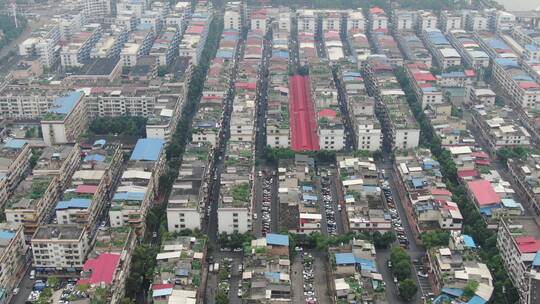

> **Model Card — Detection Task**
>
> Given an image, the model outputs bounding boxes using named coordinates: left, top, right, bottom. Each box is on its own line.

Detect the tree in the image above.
left=393, top=260, right=412, bottom=280
left=47, top=277, right=59, bottom=289
left=421, top=231, right=450, bottom=248
left=372, top=231, right=396, bottom=249
left=398, top=279, right=418, bottom=301
left=216, top=290, right=229, bottom=304
left=495, top=96, right=505, bottom=107
left=463, top=280, right=479, bottom=299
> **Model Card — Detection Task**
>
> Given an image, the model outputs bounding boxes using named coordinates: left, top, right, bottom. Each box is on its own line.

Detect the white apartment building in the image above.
left=497, top=217, right=540, bottom=304
left=297, top=10, right=317, bottom=32
left=356, top=122, right=382, bottom=151
left=319, top=127, right=346, bottom=150
left=31, top=225, right=89, bottom=270
left=83, top=0, right=111, bottom=20
left=116, top=0, right=145, bottom=18
left=251, top=12, right=267, bottom=31
left=417, top=11, right=438, bottom=31
left=167, top=201, right=201, bottom=232
left=465, top=86, right=496, bottom=106
left=322, top=12, right=342, bottom=32
left=19, top=24, right=61, bottom=68
left=218, top=208, right=251, bottom=234
left=491, top=10, right=515, bottom=31
left=466, top=12, right=489, bottom=32
left=392, top=10, right=415, bottom=31
left=0, top=223, right=27, bottom=299
left=224, top=8, right=242, bottom=30
left=41, top=91, right=89, bottom=146
left=277, top=9, right=291, bottom=32
left=347, top=10, right=364, bottom=32
left=266, top=124, right=290, bottom=148
left=369, top=7, right=388, bottom=33
left=440, top=11, right=462, bottom=33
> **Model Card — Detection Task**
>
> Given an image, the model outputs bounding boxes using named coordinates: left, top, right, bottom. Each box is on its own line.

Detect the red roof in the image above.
left=235, top=82, right=257, bottom=90
left=186, top=25, right=204, bottom=34
left=413, top=72, right=437, bottom=82
left=152, top=283, right=174, bottom=291
left=471, top=151, right=489, bottom=159
left=519, top=81, right=540, bottom=89
left=457, top=169, right=479, bottom=179
left=76, top=185, right=98, bottom=194
left=464, top=69, right=476, bottom=77
left=289, top=75, right=320, bottom=151
left=318, top=109, right=337, bottom=118
left=467, top=179, right=500, bottom=206
left=515, top=236, right=540, bottom=253
left=431, top=188, right=452, bottom=196
left=369, top=7, right=385, bottom=14
left=77, top=253, right=121, bottom=286
left=475, top=159, right=491, bottom=166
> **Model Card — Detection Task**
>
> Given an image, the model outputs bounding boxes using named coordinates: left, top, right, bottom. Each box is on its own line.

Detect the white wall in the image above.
left=217, top=208, right=250, bottom=234
left=167, top=208, right=201, bottom=232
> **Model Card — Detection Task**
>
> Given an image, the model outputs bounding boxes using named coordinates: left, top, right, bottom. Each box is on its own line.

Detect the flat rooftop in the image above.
left=33, top=224, right=85, bottom=240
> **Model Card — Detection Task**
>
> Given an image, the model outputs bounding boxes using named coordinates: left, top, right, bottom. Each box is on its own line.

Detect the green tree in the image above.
left=393, top=260, right=412, bottom=280
left=463, top=280, right=479, bottom=299
left=421, top=231, right=450, bottom=248
left=47, top=277, right=59, bottom=289
left=495, top=96, right=505, bottom=107
left=398, top=279, right=418, bottom=301
left=372, top=231, right=396, bottom=249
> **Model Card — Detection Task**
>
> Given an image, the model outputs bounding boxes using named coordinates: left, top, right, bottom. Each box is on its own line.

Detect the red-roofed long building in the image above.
left=289, top=75, right=320, bottom=151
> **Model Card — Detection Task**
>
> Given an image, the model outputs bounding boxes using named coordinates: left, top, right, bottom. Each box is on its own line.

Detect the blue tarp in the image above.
left=84, top=154, right=106, bottom=162
left=463, top=234, right=477, bottom=248
left=130, top=138, right=165, bottom=161
left=56, top=198, right=91, bottom=210
left=48, top=91, right=84, bottom=115
left=355, top=257, right=377, bottom=272
left=533, top=250, right=540, bottom=266
left=0, top=230, right=16, bottom=240
left=265, top=272, right=280, bottom=282
left=411, top=177, right=426, bottom=188
left=303, top=194, right=318, bottom=201
left=335, top=253, right=355, bottom=265
left=4, top=139, right=26, bottom=149
left=266, top=233, right=289, bottom=246
left=113, top=192, right=145, bottom=201
left=468, top=295, right=487, bottom=304
left=302, top=185, right=313, bottom=192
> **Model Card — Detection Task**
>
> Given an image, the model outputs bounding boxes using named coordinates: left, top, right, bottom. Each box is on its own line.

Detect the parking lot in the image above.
left=413, top=259, right=433, bottom=297
left=260, top=171, right=273, bottom=236
left=382, top=179, right=409, bottom=248
left=301, top=252, right=317, bottom=303
left=320, top=177, right=337, bottom=236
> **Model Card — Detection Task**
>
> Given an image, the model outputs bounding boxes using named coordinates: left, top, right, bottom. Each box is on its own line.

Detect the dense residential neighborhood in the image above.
left=0, top=0, right=540, bottom=304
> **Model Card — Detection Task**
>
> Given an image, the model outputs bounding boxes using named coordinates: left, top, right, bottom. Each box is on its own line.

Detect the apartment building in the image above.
left=465, top=85, right=496, bottom=106
left=417, top=11, right=438, bottom=32
left=0, top=139, right=32, bottom=207
left=60, top=24, right=103, bottom=67
left=329, top=240, right=386, bottom=302
left=368, top=7, right=388, bottom=33
left=18, top=24, right=61, bottom=68
left=54, top=142, right=123, bottom=236
left=427, top=235, right=493, bottom=302
left=465, top=11, right=490, bottom=32
left=324, top=31, right=344, bottom=62
left=167, top=144, right=212, bottom=232
left=394, top=150, right=463, bottom=236
left=224, top=1, right=245, bottom=30
left=321, top=11, right=343, bottom=32
left=149, top=237, right=206, bottom=303
left=0, top=223, right=27, bottom=302
left=363, top=55, right=420, bottom=151
left=347, top=29, right=371, bottom=64
left=346, top=9, right=364, bottom=32
left=90, top=28, right=129, bottom=59
left=178, top=8, right=213, bottom=65
left=371, top=32, right=403, bottom=66
left=31, top=225, right=89, bottom=271
left=109, top=138, right=166, bottom=233
left=120, top=29, right=155, bottom=67
left=242, top=234, right=291, bottom=301
left=392, top=10, right=415, bottom=31
left=470, top=105, right=531, bottom=154
left=507, top=155, right=540, bottom=215
left=83, top=0, right=111, bottom=20
left=146, top=91, right=186, bottom=141
left=440, top=11, right=463, bottom=33
left=41, top=91, right=89, bottom=146
left=6, top=145, right=81, bottom=235
left=79, top=227, right=136, bottom=304
left=395, top=31, right=432, bottom=68
left=405, top=63, right=444, bottom=108
left=423, top=29, right=462, bottom=70
left=297, top=9, right=317, bottom=32
left=447, top=30, right=490, bottom=71
left=492, top=58, right=540, bottom=109
left=497, top=217, right=540, bottom=304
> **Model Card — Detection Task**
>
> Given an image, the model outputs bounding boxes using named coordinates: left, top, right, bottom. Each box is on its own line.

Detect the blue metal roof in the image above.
left=4, top=139, right=27, bottom=149
left=468, top=295, right=487, bottom=304
left=302, top=185, right=313, bottom=192
left=0, top=230, right=16, bottom=240
left=302, top=194, right=318, bottom=201
left=55, top=198, right=91, bottom=210
left=216, top=50, right=234, bottom=58
left=355, top=257, right=377, bottom=272
left=152, top=288, right=173, bottom=298
left=48, top=91, right=84, bottom=115
left=501, top=198, right=522, bottom=209
left=463, top=234, right=476, bottom=248
left=335, top=252, right=355, bottom=265
left=130, top=138, right=165, bottom=161
left=495, top=58, right=519, bottom=67
left=411, top=177, right=426, bottom=188
left=533, top=250, right=540, bottom=266
left=136, top=23, right=154, bottom=30
left=113, top=192, right=145, bottom=201
left=441, top=287, right=464, bottom=297
left=266, top=233, right=289, bottom=246
left=84, top=154, right=106, bottom=162
left=264, top=271, right=280, bottom=282
left=441, top=71, right=466, bottom=78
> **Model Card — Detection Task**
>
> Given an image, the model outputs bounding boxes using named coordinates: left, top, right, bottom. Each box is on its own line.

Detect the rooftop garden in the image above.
left=42, top=113, right=66, bottom=121
left=231, top=183, right=250, bottom=203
